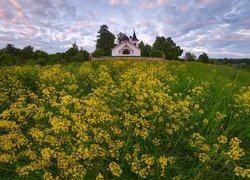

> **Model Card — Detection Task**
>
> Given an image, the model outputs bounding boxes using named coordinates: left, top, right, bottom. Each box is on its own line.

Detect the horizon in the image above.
left=0, top=0, right=250, bottom=58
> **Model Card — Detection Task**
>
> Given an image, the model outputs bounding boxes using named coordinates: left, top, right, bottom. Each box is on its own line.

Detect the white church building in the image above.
left=111, top=31, right=141, bottom=56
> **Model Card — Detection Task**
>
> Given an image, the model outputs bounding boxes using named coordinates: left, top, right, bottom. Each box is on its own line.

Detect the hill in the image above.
left=0, top=60, right=249, bottom=179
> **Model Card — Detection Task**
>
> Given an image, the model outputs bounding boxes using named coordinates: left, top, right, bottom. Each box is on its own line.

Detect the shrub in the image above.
left=149, top=50, right=164, bottom=57
left=0, top=51, right=21, bottom=66
left=80, top=50, right=89, bottom=61
left=93, top=49, right=105, bottom=57
left=198, top=53, right=209, bottom=63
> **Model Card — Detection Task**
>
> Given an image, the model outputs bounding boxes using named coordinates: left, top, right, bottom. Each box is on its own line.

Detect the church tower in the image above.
left=129, top=30, right=139, bottom=47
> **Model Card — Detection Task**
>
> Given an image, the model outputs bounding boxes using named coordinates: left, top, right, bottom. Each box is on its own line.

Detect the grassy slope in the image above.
left=0, top=60, right=249, bottom=179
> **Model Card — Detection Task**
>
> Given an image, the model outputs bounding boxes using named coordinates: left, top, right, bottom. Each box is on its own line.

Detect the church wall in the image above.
left=112, top=48, right=121, bottom=56
left=112, top=42, right=141, bottom=56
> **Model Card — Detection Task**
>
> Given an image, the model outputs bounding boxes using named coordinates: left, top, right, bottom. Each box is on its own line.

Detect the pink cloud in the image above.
left=158, top=0, right=171, bottom=4
left=178, top=4, right=191, bottom=12
left=196, top=0, right=217, bottom=5
left=242, top=19, right=250, bottom=25
left=5, top=0, right=36, bottom=36
left=141, top=0, right=171, bottom=9
left=110, top=0, right=129, bottom=6
left=9, top=0, right=24, bottom=19
left=0, top=9, right=6, bottom=19
left=141, top=2, right=156, bottom=9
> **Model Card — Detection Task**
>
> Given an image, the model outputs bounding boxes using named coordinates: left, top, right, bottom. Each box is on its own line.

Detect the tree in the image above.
left=20, top=45, right=34, bottom=61
left=49, top=53, right=63, bottom=64
left=79, top=49, right=89, bottom=61
left=33, top=50, right=48, bottom=59
left=149, top=50, right=164, bottom=57
left=65, top=43, right=79, bottom=61
left=144, top=44, right=152, bottom=57
left=96, top=25, right=115, bottom=56
left=138, top=41, right=145, bottom=51
left=184, top=52, right=196, bottom=61
left=93, top=49, right=105, bottom=57
left=64, top=45, right=89, bottom=62
left=117, top=32, right=125, bottom=44
left=139, top=41, right=152, bottom=57
left=0, top=51, right=21, bottom=66
left=198, top=53, right=209, bottom=63
left=72, top=42, right=78, bottom=51
left=4, top=44, right=19, bottom=55
left=152, top=36, right=183, bottom=59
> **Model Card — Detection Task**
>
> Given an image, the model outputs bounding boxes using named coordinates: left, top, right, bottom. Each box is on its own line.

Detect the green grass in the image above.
left=0, top=60, right=249, bottom=179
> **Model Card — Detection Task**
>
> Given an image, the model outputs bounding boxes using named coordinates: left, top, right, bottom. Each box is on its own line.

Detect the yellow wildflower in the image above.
left=202, top=119, right=209, bottom=125
left=109, top=162, right=123, bottom=177
left=217, top=135, right=227, bottom=144
left=96, top=173, right=104, bottom=180
left=198, top=153, right=210, bottom=163
left=227, top=137, right=245, bottom=160
left=234, top=166, right=250, bottom=178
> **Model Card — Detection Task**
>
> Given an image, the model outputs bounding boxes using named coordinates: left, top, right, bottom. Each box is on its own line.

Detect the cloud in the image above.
left=9, top=0, right=24, bottom=19
left=140, top=0, right=171, bottom=9
left=158, top=0, right=171, bottom=4
left=0, top=9, right=6, bottom=19
left=195, top=0, right=218, bottom=6
left=0, top=0, right=83, bottom=52
left=223, top=13, right=239, bottom=24
left=110, top=0, right=129, bottom=6
left=178, top=4, right=191, bottom=12
left=0, top=0, right=249, bottom=58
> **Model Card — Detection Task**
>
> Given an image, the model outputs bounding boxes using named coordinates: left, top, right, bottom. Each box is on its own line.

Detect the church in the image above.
left=111, top=31, right=141, bottom=56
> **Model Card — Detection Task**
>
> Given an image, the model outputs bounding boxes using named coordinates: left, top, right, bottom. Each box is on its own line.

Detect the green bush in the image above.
left=93, top=49, right=105, bottom=57
left=149, top=50, right=164, bottom=57
left=80, top=50, right=89, bottom=61
left=198, top=53, right=209, bottom=63
left=0, top=51, right=21, bottom=66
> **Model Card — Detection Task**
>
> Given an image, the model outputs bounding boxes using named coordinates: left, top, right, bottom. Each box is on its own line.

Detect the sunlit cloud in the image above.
left=9, top=0, right=24, bottom=19
left=158, top=0, right=171, bottom=4
left=110, top=0, right=129, bottom=6
left=0, top=9, right=6, bottom=19
left=140, top=0, right=172, bottom=9
left=0, top=0, right=249, bottom=58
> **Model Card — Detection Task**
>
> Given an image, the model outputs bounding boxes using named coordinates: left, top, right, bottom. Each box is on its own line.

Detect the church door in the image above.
left=122, top=49, right=130, bottom=55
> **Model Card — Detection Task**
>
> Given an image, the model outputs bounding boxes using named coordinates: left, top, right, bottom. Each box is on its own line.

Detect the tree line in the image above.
left=0, top=42, right=90, bottom=66
left=1, top=24, right=248, bottom=66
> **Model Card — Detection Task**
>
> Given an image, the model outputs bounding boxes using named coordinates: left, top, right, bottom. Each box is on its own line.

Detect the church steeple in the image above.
left=132, top=29, right=139, bottom=41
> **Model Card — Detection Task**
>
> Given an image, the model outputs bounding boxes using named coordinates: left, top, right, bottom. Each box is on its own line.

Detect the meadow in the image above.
left=0, top=60, right=249, bottom=179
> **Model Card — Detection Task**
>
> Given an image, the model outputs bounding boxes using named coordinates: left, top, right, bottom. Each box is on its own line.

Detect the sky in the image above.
left=0, top=0, right=250, bottom=58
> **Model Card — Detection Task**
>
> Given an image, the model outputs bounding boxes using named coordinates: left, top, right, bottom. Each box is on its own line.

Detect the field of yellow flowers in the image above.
left=0, top=60, right=249, bottom=179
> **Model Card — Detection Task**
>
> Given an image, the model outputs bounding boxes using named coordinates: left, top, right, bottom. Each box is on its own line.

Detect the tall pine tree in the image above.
left=96, top=25, right=115, bottom=56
